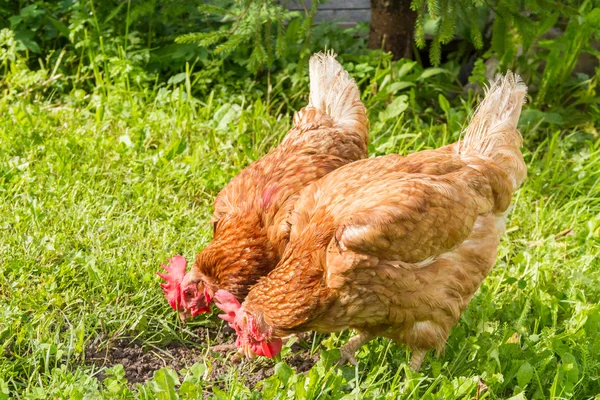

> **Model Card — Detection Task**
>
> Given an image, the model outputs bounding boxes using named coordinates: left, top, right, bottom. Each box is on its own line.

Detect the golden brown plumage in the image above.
left=168, top=52, right=369, bottom=320
left=215, top=73, right=527, bottom=369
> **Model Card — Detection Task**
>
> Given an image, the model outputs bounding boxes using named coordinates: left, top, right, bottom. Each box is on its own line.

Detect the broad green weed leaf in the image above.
left=45, top=15, right=70, bottom=37
left=561, top=353, right=579, bottom=384
left=9, top=16, right=22, bottom=28
left=517, top=362, right=534, bottom=387
left=20, top=4, right=45, bottom=18
left=379, top=95, right=408, bottom=122
left=0, top=378, right=9, bottom=400
left=168, top=72, right=187, bottom=85
left=320, top=348, right=340, bottom=369
left=185, top=363, right=206, bottom=381
left=585, top=7, right=600, bottom=27
left=261, top=376, right=280, bottom=400
left=274, top=362, right=293, bottom=385
left=179, top=363, right=207, bottom=396
left=14, top=30, right=40, bottom=53
left=397, top=60, right=417, bottom=78
left=214, top=104, right=241, bottom=131
left=179, top=381, right=201, bottom=399
left=386, top=81, right=415, bottom=94
left=438, top=94, right=450, bottom=115
left=104, top=364, right=128, bottom=395
left=419, top=68, right=450, bottom=80
left=294, top=375, right=307, bottom=399
left=151, top=367, right=180, bottom=400
left=164, top=138, right=187, bottom=161
left=212, top=387, right=228, bottom=400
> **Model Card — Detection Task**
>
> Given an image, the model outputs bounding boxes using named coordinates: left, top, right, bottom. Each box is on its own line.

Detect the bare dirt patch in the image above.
left=85, top=327, right=319, bottom=387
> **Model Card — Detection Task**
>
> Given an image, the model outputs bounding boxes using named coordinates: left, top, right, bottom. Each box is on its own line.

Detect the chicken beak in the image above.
left=239, top=343, right=256, bottom=359
left=179, top=310, right=192, bottom=323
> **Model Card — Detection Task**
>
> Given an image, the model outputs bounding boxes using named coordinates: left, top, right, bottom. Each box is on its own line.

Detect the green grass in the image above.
left=1, top=57, right=600, bottom=399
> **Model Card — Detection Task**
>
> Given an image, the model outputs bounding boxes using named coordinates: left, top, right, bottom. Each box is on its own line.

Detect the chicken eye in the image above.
left=184, top=290, right=193, bottom=297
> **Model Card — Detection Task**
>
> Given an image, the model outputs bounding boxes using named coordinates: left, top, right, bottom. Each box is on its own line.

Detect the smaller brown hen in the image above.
left=214, top=72, right=528, bottom=370
left=159, top=52, right=369, bottom=323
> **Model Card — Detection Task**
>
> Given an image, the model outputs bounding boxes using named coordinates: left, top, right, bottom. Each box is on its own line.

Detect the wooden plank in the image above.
left=288, top=0, right=370, bottom=10
left=334, top=21, right=365, bottom=29
left=312, top=8, right=371, bottom=23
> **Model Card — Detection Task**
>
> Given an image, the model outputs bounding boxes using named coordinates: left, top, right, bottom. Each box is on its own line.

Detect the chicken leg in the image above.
left=409, top=349, right=427, bottom=371
left=337, top=332, right=373, bottom=366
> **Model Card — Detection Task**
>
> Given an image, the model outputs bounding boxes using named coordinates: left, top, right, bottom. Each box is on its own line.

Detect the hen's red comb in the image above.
left=214, top=290, right=241, bottom=326
left=157, top=255, right=187, bottom=310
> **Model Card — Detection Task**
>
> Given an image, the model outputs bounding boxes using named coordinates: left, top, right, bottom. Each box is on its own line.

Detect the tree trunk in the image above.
left=368, top=0, right=417, bottom=60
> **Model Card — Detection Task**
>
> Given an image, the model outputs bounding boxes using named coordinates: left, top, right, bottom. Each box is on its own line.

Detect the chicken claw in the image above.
left=337, top=347, right=359, bottom=366
left=336, top=332, right=372, bottom=367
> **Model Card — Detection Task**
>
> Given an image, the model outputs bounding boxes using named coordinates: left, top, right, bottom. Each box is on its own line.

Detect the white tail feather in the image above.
left=308, top=51, right=367, bottom=140
left=461, top=72, right=528, bottom=188
left=462, top=72, right=527, bottom=155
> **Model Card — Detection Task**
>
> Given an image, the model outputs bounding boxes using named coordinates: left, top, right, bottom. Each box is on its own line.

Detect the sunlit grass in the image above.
left=1, top=61, right=599, bottom=398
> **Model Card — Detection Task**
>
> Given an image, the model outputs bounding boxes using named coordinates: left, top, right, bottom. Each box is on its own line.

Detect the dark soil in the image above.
left=86, top=339, right=204, bottom=385
left=85, top=327, right=319, bottom=388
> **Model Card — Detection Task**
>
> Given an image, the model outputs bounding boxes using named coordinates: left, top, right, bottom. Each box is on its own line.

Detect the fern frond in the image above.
left=430, top=39, right=441, bottom=66
left=410, top=0, right=425, bottom=12
left=198, top=4, right=230, bottom=16
left=516, top=299, right=532, bottom=330
left=427, top=0, right=441, bottom=19
left=299, top=0, right=318, bottom=38
left=275, top=11, right=286, bottom=58
left=438, top=0, right=455, bottom=44
left=513, top=12, right=537, bottom=52
left=414, top=9, right=426, bottom=48
left=175, top=31, right=228, bottom=46
left=248, top=42, right=267, bottom=73
left=491, top=9, right=508, bottom=55
left=264, top=11, right=273, bottom=66
left=214, top=35, right=245, bottom=54
left=470, top=5, right=483, bottom=49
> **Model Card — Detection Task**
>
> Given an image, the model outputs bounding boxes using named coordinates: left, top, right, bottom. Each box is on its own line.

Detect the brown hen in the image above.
left=159, top=52, right=369, bottom=321
left=214, top=73, right=527, bottom=369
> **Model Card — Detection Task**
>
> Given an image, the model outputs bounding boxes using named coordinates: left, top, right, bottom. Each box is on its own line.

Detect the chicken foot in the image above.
left=337, top=332, right=373, bottom=366
left=336, top=334, right=427, bottom=370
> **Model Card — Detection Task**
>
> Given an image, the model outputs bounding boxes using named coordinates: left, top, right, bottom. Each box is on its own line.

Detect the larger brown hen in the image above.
left=158, top=52, right=369, bottom=322
left=214, top=73, right=528, bottom=369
